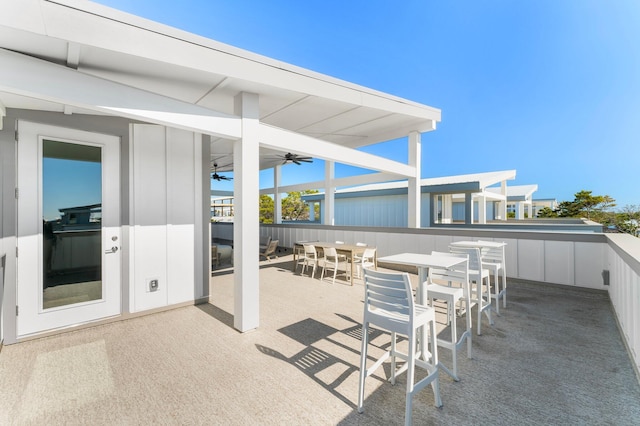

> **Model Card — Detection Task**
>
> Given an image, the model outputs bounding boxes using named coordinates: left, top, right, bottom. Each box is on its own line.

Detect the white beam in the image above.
left=259, top=172, right=400, bottom=195
left=0, top=48, right=241, bottom=139
left=260, top=124, right=416, bottom=178
left=233, top=92, right=260, bottom=332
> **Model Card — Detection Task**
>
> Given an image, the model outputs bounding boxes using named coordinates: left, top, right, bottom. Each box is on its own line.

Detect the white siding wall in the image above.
left=335, top=195, right=408, bottom=227
left=130, top=125, right=204, bottom=312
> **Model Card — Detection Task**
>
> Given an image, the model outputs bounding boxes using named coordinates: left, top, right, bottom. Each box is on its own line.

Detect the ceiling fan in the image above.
left=211, top=163, right=233, bottom=181
left=280, top=152, right=313, bottom=165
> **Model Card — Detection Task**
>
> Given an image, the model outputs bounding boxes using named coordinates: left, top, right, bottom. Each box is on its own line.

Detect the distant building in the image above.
left=301, top=170, right=544, bottom=227
left=211, top=190, right=234, bottom=221
left=530, top=198, right=559, bottom=217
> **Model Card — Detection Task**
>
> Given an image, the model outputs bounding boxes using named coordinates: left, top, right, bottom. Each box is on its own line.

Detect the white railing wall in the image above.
left=260, top=223, right=640, bottom=375
left=606, top=234, right=640, bottom=376
left=261, top=224, right=608, bottom=289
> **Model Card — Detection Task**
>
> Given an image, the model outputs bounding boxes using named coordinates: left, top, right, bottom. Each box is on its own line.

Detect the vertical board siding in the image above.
left=132, top=125, right=201, bottom=312
left=132, top=125, right=168, bottom=311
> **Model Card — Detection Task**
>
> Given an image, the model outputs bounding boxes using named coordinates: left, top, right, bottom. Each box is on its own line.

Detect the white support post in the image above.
left=500, top=180, right=508, bottom=220
left=324, top=161, right=335, bottom=226
left=516, top=202, right=525, bottom=220
left=274, top=165, right=282, bottom=224
left=233, top=92, right=260, bottom=332
left=465, top=193, right=474, bottom=225
left=408, top=131, right=421, bottom=228
left=0, top=98, right=5, bottom=130
left=443, top=194, right=453, bottom=224
left=423, top=192, right=431, bottom=227
left=478, top=194, right=487, bottom=224
left=308, top=202, right=315, bottom=221
left=527, top=202, right=533, bottom=219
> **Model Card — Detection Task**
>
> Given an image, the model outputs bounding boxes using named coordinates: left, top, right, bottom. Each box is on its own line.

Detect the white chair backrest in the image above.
left=449, top=246, right=483, bottom=272
left=324, top=246, right=338, bottom=260
left=476, top=241, right=505, bottom=263
left=428, top=251, right=469, bottom=294
left=362, top=247, right=376, bottom=259
left=303, top=244, right=317, bottom=257
left=362, top=269, right=414, bottom=324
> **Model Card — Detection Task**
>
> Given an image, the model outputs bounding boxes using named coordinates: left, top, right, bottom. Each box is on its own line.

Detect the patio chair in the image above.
left=426, top=251, right=471, bottom=381
left=211, top=245, right=220, bottom=268
left=320, top=247, right=349, bottom=284
left=477, top=241, right=507, bottom=315
left=449, top=245, right=493, bottom=335
left=358, top=269, right=442, bottom=425
left=354, top=247, right=376, bottom=279
left=259, top=235, right=272, bottom=252
left=259, top=239, right=279, bottom=261
left=298, top=243, right=320, bottom=278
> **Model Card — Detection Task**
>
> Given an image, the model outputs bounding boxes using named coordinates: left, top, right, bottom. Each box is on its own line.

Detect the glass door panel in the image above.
left=42, top=140, right=103, bottom=309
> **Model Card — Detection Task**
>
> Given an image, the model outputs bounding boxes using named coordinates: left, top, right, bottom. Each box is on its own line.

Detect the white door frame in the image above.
left=16, top=121, right=121, bottom=337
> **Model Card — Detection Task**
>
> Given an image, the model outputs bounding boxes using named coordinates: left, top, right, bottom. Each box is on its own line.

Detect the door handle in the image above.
left=105, top=246, right=119, bottom=254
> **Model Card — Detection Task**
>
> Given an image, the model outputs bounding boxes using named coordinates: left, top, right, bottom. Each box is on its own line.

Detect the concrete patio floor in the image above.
left=1, top=254, right=639, bottom=425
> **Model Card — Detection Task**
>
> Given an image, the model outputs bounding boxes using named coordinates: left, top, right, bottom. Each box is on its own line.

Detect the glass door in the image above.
left=17, top=122, right=121, bottom=337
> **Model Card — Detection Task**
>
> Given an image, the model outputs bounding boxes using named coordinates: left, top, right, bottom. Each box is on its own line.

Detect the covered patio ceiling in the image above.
left=0, top=0, right=441, bottom=173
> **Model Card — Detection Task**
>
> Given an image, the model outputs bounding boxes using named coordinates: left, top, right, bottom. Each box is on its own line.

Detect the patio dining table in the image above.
left=377, top=252, right=469, bottom=362
left=293, top=241, right=374, bottom=284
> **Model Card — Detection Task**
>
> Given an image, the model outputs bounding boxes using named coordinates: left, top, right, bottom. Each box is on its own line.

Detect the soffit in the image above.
left=0, top=0, right=442, bottom=171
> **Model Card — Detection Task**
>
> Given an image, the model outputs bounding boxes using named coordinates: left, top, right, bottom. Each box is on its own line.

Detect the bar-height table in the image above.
left=377, top=253, right=469, bottom=365
left=377, top=253, right=467, bottom=303
left=450, top=240, right=507, bottom=313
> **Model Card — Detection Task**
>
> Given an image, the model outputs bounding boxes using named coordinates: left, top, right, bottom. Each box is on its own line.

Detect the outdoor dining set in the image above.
left=293, top=239, right=507, bottom=426
left=359, top=240, right=507, bottom=425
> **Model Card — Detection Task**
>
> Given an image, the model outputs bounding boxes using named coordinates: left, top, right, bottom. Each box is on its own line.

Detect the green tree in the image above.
left=536, top=207, right=557, bottom=218
left=281, top=190, right=318, bottom=221
left=556, top=190, right=616, bottom=220
left=259, top=195, right=274, bottom=223
left=614, top=205, right=640, bottom=237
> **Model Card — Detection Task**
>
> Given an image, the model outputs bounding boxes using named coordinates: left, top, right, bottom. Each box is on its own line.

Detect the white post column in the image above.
left=308, top=202, right=315, bottom=221
left=274, top=165, right=282, bottom=224
left=465, top=193, right=473, bottom=224
left=527, top=202, right=533, bottom=219
left=516, top=202, right=525, bottom=220
left=0, top=99, right=5, bottom=130
left=500, top=181, right=508, bottom=220
left=408, top=131, right=421, bottom=228
left=423, top=192, right=431, bottom=227
left=478, top=194, right=487, bottom=224
left=324, top=161, right=335, bottom=225
left=443, top=194, right=453, bottom=224
left=233, top=92, right=260, bottom=332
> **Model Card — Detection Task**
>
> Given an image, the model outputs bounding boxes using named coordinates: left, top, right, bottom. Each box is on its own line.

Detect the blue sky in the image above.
left=95, top=0, right=640, bottom=208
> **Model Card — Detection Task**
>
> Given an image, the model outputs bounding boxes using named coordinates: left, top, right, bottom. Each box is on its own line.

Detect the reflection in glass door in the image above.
left=42, top=141, right=103, bottom=309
